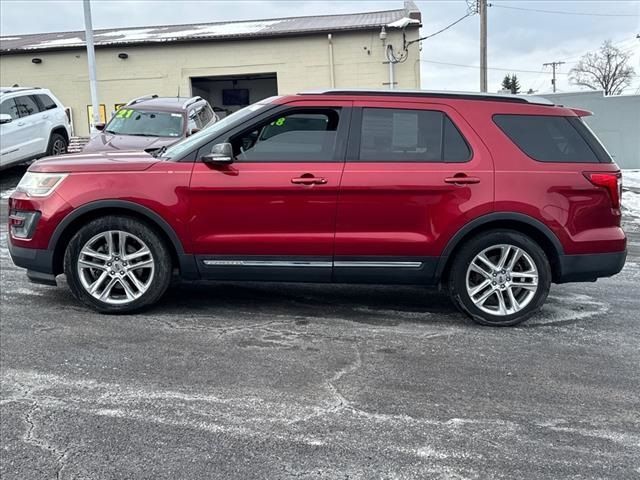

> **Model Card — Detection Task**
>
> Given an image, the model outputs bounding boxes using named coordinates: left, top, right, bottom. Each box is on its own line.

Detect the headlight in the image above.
left=16, top=172, right=68, bottom=197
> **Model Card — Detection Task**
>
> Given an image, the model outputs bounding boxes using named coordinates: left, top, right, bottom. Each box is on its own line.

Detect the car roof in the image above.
left=126, top=95, right=207, bottom=112
left=0, top=86, right=48, bottom=95
left=298, top=88, right=556, bottom=106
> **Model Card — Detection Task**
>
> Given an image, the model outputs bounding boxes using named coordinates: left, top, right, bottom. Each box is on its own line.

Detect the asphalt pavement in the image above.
left=1, top=164, right=639, bottom=479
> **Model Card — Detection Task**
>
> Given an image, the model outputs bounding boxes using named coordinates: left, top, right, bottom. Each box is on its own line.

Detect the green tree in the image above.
left=500, top=74, right=521, bottom=94
left=501, top=75, right=512, bottom=92
left=510, top=74, right=521, bottom=94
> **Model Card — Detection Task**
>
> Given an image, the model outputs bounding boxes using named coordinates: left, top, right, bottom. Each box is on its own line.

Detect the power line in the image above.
left=550, top=36, right=638, bottom=65
left=406, top=11, right=475, bottom=46
left=489, top=4, right=639, bottom=18
left=529, top=65, right=549, bottom=93
left=420, top=59, right=569, bottom=75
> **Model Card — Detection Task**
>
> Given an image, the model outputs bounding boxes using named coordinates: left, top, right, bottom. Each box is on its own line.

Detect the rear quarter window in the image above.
left=493, top=114, right=610, bottom=163
left=37, top=94, right=58, bottom=110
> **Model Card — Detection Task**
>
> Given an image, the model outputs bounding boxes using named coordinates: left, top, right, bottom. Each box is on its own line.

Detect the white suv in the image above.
left=0, top=87, right=71, bottom=170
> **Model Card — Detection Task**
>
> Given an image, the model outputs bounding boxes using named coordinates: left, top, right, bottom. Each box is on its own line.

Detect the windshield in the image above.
left=105, top=108, right=184, bottom=137
left=161, top=102, right=271, bottom=160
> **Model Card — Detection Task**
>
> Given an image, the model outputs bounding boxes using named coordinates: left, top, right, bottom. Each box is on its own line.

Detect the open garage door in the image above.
left=190, top=73, right=278, bottom=118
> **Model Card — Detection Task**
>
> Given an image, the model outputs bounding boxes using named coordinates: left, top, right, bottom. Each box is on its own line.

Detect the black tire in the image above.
left=448, top=230, right=551, bottom=326
left=46, top=132, right=67, bottom=157
left=64, top=215, right=172, bottom=313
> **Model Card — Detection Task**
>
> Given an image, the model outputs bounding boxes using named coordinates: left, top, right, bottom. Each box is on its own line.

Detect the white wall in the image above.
left=542, top=91, right=640, bottom=169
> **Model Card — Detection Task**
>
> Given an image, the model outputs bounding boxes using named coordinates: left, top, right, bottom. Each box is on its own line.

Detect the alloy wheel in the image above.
left=77, top=230, right=155, bottom=305
left=465, top=244, right=539, bottom=316
left=51, top=139, right=66, bottom=155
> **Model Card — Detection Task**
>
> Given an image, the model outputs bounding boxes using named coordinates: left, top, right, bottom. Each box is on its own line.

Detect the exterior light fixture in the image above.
left=31, top=58, right=42, bottom=64
left=118, top=52, right=129, bottom=59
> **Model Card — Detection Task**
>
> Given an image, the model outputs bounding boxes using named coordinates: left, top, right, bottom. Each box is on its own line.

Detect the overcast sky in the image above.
left=1, top=0, right=639, bottom=94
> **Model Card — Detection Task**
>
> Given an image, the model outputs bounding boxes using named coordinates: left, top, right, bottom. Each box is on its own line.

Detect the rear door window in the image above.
left=493, top=114, right=609, bottom=163
left=358, top=108, right=471, bottom=162
left=14, top=95, right=41, bottom=117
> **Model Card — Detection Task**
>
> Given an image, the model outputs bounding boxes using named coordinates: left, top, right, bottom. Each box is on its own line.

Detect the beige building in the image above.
left=0, top=1, right=422, bottom=136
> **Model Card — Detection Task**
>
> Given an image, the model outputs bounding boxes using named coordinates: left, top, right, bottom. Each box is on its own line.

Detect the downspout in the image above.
left=328, top=34, right=335, bottom=88
left=387, top=45, right=395, bottom=90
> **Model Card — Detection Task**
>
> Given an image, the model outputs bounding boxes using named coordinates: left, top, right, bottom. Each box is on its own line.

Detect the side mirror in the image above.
left=0, top=114, right=12, bottom=125
left=94, top=122, right=105, bottom=131
left=202, top=142, right=234, bottom=165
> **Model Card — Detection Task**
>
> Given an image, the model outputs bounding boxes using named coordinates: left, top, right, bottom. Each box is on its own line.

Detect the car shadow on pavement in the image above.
left=154, top=280, right=464, bottom=327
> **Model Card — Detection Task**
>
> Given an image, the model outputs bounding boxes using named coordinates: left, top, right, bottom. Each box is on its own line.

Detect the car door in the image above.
left=34, top=93, right=61, bottom=140
left=0, top=97, right=24, bottom=167
left=334, top=101, right=494, bottom=284
left=13, top=94, right=48, bottom=158
left=189, top=100, right=352, bottom=281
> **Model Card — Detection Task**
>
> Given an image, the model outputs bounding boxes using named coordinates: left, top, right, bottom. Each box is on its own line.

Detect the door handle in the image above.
left=42, top=114, right=49, bottom=119
left=17, top=122, right=25, bottom=126
left=444, top=175, right=481, bottom=185
left=291, top=175, right=327, bottom=185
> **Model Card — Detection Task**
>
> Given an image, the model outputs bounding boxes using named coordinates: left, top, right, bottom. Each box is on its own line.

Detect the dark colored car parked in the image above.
left=82, top=95, right=217, bottom=154
left=8, top=89, right=626, bottom=326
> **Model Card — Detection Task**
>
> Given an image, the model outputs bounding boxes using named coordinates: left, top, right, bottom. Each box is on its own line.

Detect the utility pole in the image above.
left=479, top=0, right=488, bottom=92
left=542, top=61, right=565, bottom=93
left=83, top=0, right=100, bottom=130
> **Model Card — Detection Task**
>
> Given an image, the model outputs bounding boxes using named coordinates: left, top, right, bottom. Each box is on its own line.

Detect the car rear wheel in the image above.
left=448, top=230, right=551, bottom=326
left=47, top=133, right=67, bottom=156
left=64, top=216, right=172, bottom=313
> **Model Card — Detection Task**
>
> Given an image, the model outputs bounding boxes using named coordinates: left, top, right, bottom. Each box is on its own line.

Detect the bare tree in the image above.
left=569, top=41, right=635, bottom=95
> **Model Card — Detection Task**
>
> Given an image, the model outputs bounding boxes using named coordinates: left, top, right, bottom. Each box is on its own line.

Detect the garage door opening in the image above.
left=190, top=73, right=278, bottom=118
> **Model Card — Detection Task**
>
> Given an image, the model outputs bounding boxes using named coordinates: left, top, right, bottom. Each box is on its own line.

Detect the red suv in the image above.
left=8, top=89, right=626, bottom=326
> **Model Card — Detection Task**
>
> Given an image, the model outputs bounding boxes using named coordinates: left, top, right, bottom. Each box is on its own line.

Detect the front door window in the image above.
left=231, top=109, right=341, bottom=162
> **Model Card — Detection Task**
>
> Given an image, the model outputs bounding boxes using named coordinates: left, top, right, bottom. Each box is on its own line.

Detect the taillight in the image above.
left=584, top=172, right=621, bottom=209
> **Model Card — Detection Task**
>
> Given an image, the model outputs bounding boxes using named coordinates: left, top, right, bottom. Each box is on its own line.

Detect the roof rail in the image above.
left=299, top=88, right=555, bottom=106
left=0, top=86, right=42, bottom=94
left=126, top=94, right=159, bottom=106
left=183, top=96, right=204, bottom=108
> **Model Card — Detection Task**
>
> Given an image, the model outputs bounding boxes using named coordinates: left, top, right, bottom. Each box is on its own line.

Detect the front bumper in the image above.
left=8, top=242, right=57, bottom=286
left=557, top=250, right=627, bottom=283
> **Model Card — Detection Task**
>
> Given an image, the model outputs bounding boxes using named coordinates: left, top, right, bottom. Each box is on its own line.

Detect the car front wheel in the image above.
left=448, top=230, right=551, bottom=326
left=64, top=216, right=172, bottom=313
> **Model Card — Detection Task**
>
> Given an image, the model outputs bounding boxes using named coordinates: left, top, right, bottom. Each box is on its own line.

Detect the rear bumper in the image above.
left=556, top=250, right=627, bottom=283
left=8, top=242, right=57, bottom=286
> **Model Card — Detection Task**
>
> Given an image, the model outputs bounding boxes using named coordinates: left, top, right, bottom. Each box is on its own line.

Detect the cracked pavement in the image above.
left=1, top=164, right=639, bottom=479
